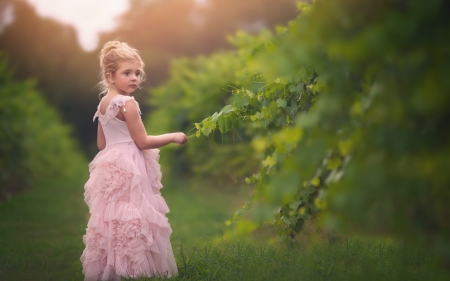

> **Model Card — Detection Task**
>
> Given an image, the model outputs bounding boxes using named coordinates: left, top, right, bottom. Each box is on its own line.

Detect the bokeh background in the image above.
left=0, top=0, right=298, bottom=157
left=1, top=0, right=450, bottom=280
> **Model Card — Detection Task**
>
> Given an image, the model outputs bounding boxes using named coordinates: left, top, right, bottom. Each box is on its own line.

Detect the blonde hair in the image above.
left=98, top=40, right=146, bottom=94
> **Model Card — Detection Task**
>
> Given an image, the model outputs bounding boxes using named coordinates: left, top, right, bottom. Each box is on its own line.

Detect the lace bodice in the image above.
left=93, top=95, right=141, bottom=147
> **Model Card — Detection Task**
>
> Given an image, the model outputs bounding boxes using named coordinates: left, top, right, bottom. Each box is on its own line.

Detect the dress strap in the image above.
left=93, top=95, right=141, bottom=125
left=93, top=109, right=99, bottom=122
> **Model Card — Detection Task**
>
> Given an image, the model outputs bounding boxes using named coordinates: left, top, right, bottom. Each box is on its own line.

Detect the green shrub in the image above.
left=155, top=0, right=450, bottom=259
left=0, top=54, right=84, bottom=199
left=145, top=51, right=265, bottom=181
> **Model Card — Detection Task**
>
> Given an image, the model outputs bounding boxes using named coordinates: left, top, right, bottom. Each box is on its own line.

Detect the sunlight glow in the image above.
left=26, top=0, right=130, bottom=51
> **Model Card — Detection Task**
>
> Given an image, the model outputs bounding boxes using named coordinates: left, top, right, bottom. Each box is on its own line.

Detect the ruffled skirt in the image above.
left=81, top=142, right=177, bottom=281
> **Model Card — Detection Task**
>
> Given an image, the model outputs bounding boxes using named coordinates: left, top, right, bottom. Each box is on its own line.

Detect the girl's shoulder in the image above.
left=109, top=94, right=137, bottom=107
left=94, top=95, right=141, bottom=124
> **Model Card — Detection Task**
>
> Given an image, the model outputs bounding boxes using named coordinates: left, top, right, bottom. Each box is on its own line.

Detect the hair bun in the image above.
left=100, top=40, right=123, bottom=58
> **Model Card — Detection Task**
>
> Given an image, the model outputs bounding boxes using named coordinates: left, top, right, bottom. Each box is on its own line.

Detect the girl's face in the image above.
left=109, top=61, right=142, bottom=95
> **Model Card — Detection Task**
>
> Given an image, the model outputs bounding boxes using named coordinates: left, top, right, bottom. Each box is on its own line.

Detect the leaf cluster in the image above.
left=145, top=49, right=264, bottom=181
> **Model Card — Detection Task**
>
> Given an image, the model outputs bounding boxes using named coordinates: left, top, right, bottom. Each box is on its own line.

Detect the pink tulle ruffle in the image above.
left=81, top=142, right=177, bottom=281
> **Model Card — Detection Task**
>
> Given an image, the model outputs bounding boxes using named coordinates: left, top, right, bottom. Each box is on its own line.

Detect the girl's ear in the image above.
left=106, top=72, right=114, bottom=84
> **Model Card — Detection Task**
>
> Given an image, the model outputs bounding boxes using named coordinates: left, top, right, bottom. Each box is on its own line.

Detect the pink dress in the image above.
left=81, top=95, right=177, bottom=281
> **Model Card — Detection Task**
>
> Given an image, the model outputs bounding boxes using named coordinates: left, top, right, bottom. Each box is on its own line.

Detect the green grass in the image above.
left=0, top=162, right=250, bottom=280
left=1, top=162, right=449, bottom=281
left=148, top=239, right=449, bottom=281
left=0, top=158, right=88, bottom=281
left=162, top=178, right=251, bottom=250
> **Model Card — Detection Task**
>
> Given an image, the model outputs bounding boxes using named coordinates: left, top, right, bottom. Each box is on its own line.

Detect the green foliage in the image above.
left=0, top=55, right=83, bottom=199
left=0, top=0, right=100, bottom=156
left=145, top=52, right=261, bottom=180
left=193, top=29, right=324, bottom=240
left=269, top=0, right=450, bottom=251
left=170, top=0, right=450, bottom=258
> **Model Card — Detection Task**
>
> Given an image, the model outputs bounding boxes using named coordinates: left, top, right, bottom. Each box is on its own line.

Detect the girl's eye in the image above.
left=124, top=72, right=130, bottom=76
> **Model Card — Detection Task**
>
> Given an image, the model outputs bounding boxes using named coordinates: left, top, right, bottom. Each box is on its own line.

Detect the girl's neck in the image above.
left=107, top=86, right=130, bottom=97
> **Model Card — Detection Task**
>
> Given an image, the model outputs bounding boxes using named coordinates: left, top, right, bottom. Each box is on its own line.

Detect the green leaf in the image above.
left=261, top=107, right=273, bottom=118
left=289, top=200, right=302, bottom=210
left=217, top=115, right=226, bottom=133
left=311, top=177, right=320, bottom=186
left=252, top=112, right=265, bottom=120
left=233, top=94, right=250, bottom=108
left=211, top=111, right=221, bottom=122
left=282, top=216, right=292, bottom=226
left=327, top=157, right=342, bottom=170
left=269, top=100, right=278, bottom=113
left=265, top=88, right=276, bottom=99
left=246, top=89, right=255, bottom=98
left=262, top=155, right=276, bottom=168
left=230, top=113, right=241, bottom=128
left=225, top=115, right=232, bottom=132
left=220, top=104, right=235, bottom=115
left=276, top=98, right=287, bottom=108
left=298, top=68, right=310, bottom=84
left=201, top=118, right=216, bottom=136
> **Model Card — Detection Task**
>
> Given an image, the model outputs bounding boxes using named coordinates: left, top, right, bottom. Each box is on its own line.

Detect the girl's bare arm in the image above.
left=123, top=100, right=187, bottom=150
left=97, top=122, right=106, bottom=150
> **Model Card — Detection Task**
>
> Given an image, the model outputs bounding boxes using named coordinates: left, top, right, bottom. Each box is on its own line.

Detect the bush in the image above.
left=145, top=51, right=264, bottom=181
left=155, top=0, right=450, bottom=259
left=0, top=54, right=84, bottom=199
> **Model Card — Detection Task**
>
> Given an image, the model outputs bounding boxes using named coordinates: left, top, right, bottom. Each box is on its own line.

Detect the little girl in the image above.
left=80, top=40, right=186, bottom=281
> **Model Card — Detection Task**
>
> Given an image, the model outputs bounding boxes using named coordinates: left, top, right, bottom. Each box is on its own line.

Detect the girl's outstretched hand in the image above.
left=173, top=132, right=188, bottom=146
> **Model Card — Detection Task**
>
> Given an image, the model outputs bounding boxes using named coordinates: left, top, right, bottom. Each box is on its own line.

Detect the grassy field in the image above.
left=157, top=239, right=449, bottom=281
left=1, top=159, right=449, bottom=281
left=162, top=177, right=252, bottom=251
left=0, top=159, right=251, bottom=280
left=0, top=159, right=88, bottom=281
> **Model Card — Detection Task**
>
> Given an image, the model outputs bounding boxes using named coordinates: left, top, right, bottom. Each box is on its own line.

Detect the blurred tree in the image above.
left=0, top=0, right=100, bottom=156
left=99, top=0, right=199, bottom=90
left=0, top=54, right=85, bottom=199
left=99, top=0, right=298, bottom=87
left=200, top=0, right=298, bottom=49
left=0, top=0, right=93, bottom=103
